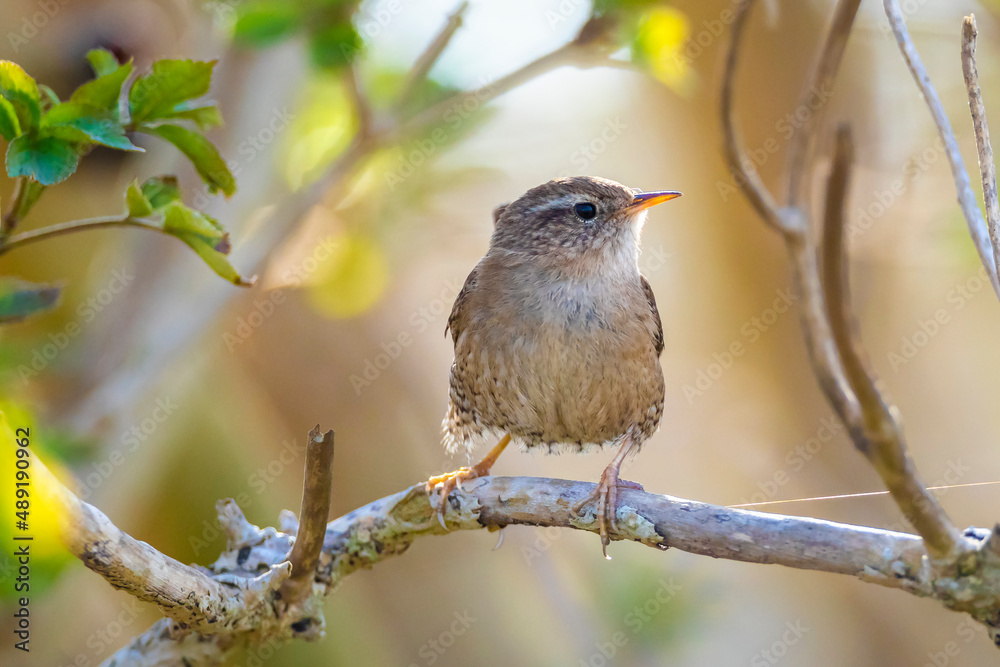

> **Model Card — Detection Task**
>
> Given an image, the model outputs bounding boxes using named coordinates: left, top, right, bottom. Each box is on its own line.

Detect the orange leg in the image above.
left=426, top=433, right=511, bottom=529
left=572, top=434, right=642, bottom=558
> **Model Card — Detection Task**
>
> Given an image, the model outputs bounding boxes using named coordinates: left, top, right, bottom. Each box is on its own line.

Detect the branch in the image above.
left=280, top=427, right=334, bottom=607
left=54, top=469, right=1000, bottom=666
left=722, top=0, right=965, bottom=560
left=961, top=14, right=1000, bottom=287
left=721, top=0, right=790, bottom=235
left=0, top=215, right=171, bottom=257
left=396, top=0, right=470, bottom=110
left=820, top=125, right=963, bottom=558
left=883, top=0, right=1000, bottom=299
left=785, top=0, right=862, bottom=207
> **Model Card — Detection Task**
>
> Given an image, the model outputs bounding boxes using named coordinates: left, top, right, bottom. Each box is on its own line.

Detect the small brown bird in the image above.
left=426, top=176, right=680, bottom=555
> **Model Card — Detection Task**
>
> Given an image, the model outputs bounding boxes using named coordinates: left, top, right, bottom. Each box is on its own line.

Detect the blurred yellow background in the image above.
left=2, top=0, right=1000, bottom=665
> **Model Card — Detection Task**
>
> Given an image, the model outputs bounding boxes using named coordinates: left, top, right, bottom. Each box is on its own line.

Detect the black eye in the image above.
left=574, top=202, right=597, bottom=220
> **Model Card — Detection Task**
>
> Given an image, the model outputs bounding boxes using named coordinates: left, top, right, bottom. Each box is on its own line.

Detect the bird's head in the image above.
left=488, top=176, right=680, bottom=264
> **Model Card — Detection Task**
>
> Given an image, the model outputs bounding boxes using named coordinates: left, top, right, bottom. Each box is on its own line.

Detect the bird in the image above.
left=425, top=176, right=680, bottom=556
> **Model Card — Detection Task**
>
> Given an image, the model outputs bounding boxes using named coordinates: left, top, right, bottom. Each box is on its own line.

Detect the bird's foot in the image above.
left=425, top=462, right=490, bottom=530
left=571, top=470, right=643, bottom=558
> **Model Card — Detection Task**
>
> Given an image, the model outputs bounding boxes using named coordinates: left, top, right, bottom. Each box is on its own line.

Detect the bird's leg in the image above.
left=572, top=434, right=640, bottom=557
left=426, top=433, right=511, bottom=529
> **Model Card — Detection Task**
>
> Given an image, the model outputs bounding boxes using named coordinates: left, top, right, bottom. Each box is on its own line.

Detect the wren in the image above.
left=426, top=176, right=681, bottom=555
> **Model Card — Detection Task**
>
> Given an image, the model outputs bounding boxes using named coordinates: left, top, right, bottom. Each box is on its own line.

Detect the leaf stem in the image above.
left=0, top=215, right=170, bottom=257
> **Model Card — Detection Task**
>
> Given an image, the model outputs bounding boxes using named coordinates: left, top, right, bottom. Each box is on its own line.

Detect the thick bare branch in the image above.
left=83, top=471, right=1000, bottom=665
left=883, top=0, right=1000, bottom=299
left=786, top=0, right=862, bottom=207
left=280, top=427, right=335, bottom=606
left=961, top=14, right=1000, bottom=288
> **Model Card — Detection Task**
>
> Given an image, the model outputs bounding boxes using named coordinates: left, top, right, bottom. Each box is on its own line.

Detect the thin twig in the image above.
left=961, top=14, right=1000, bottom=287
left=1, top=176, right=27, bottom=241
left=344, top=64, right=374, bottom=140
left=0, top=215, right=171, bottom=257
left=721, top=0, right=791, bottom=235
left=280, top=426, right=335, bottom=607
left=786, top=0, right=862, bottom=207
left=883, top=0, right=1000, bottom=299
left=397, top=0, right=470, bottom=110
left=820, top=124, right=962, bottom=559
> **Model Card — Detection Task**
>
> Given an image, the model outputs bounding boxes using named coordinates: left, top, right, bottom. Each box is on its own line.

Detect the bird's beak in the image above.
left=625, top=190, right=682, bottom=213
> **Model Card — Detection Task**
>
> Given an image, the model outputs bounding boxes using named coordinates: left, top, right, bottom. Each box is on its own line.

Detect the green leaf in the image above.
left=42, top=102, right=142, bottom=151
left=0, top=61, right=40, bottom=132
left=308, top=23, right=362, bottom=69
left=6, top=134, right=79, bottom=185
left=0, top=277, right=60, bottom=324
left=125, top=180, right=153, bottom=217
left=86, top=48, right=119, bottom=77
left=128, top=59, right=215, bottom=124
left=173, top=231, right=253, bottom=286
left=71, top=59, right=133, bottom=111
left=139, top=175, right=181, bottom=208
left=162, top=200, right=225, bottom=240
left=0, top=97, right=20, bottom=140
left=233, top=2, right=302, bottom=47
left=143, top=123, right=235, bottom=196
left=167, top=101, right=223, bottom=129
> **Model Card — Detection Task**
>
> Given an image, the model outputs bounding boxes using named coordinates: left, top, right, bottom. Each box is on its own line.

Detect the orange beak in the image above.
left=625, top=190, right=682, bottom=214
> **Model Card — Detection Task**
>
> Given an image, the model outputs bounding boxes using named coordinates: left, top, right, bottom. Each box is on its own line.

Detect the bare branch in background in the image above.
left=961, top=14, right=1000, bottom=287
left=721, top=0, right=790, bottom=235
left=785, top=0, right=862, bottom=207
left=820, top=126, right=964, bottom=557
left=723, top=0, right=965, bottom=560
left=883, top=0, right=1000, bottom=299
left=397, top=0, right=470, bottom=110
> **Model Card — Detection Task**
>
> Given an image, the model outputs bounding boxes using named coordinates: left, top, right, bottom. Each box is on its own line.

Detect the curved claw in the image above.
left=573, top=469, right=642, bottom=558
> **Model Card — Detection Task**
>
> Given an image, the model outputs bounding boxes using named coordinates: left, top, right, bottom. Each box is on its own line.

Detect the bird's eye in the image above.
left=574, top=202, right=597, bottom=220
